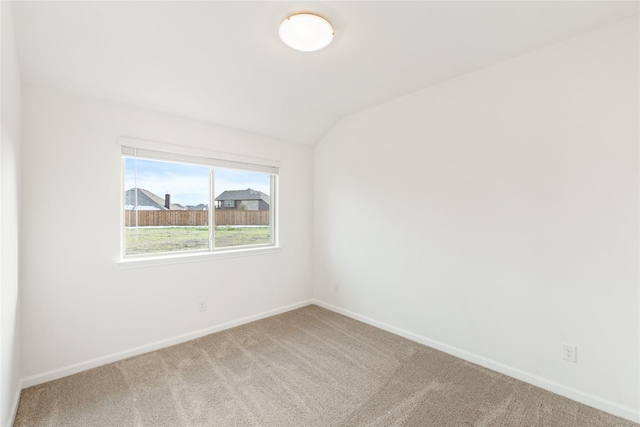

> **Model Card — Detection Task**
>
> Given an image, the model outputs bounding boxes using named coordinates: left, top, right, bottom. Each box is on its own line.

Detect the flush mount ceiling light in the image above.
left=279, top=13, right=334, bottom=52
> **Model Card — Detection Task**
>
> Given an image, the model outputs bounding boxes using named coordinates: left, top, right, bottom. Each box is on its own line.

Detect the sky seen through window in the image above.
left=124, top=158, right=271, bottom=207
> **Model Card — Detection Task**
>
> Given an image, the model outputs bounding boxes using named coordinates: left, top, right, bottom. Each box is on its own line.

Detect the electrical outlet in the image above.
left=562, top=344, right=577, bottom=363
left=199, top=300, right=207, bottom=312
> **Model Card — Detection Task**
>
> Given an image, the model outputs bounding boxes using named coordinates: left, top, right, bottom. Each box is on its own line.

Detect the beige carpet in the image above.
left=14, top=305, right=637, bottom=426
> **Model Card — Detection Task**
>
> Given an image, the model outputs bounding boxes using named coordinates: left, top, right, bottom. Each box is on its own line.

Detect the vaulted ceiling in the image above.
left=11, top=1, right=639, bottom=145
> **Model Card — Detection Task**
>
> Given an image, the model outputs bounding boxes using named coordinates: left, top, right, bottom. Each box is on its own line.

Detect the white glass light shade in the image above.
left=279, top=13, right=334, bottom=52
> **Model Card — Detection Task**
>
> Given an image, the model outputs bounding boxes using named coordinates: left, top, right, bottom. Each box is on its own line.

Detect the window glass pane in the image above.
left=124, top=158, right=210, bottom=256
left=214, top=169, right=272, bottom=248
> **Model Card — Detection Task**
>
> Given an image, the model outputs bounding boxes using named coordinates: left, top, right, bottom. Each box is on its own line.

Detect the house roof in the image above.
left=124, top=188, right=184, bottom=210
left=215, top=188, right=270, bottom=205
left=186, top=204, right=208, bottom=211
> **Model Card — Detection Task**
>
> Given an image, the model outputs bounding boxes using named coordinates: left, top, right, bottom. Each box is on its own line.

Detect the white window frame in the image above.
left=117, top=137, right=280, bottom=268
left=223, top=200, right=235, bottom=208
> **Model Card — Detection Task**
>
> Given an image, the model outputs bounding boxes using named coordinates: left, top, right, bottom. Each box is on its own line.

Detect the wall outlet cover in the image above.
left=562, top=344, right=577, bottom=363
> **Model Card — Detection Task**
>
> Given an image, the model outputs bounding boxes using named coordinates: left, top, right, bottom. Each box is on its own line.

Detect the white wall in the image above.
left=314, top=16, right=639, bottom=420
left=20, top=86, right=313, bottom=381
left=1, top=2, right=22, bottom=425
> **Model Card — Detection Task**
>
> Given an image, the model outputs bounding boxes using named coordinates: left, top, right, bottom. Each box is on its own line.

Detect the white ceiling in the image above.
left=11, top=1, right=639, bottom=146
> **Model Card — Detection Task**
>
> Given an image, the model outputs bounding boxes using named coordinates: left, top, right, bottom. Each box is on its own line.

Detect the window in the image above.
left=121, top=139, right=278, bottom=259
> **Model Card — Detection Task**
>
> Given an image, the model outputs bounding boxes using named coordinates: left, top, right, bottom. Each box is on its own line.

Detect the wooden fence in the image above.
left=216, top=210, right=269, bottom=226
left=125, top=210, right=269, bottom=227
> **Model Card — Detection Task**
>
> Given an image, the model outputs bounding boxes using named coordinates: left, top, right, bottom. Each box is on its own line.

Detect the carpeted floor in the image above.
left=14, top=305, right=638, bottom=426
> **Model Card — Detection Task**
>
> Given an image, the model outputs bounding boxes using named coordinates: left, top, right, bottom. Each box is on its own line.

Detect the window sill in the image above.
left=116, top=246, right=281, bottom=269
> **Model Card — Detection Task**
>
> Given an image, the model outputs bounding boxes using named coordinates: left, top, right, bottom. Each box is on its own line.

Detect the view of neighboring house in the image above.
left=215, top=188, right=270, bottom=211
left=186, top=203, right=208, bottom=211
left=124, top=188, right=185, bottom=210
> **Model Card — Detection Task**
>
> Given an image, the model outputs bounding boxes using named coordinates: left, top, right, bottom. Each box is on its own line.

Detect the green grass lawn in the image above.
left=124, top=226, right=270, bottom=255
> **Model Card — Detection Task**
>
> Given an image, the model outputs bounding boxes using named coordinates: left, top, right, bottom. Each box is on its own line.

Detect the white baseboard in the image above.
left=312, top=299, right=640, bottom=424
left=20, top=300, right=314, bottom=390
left=4, top=385, right=21, bottom=427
